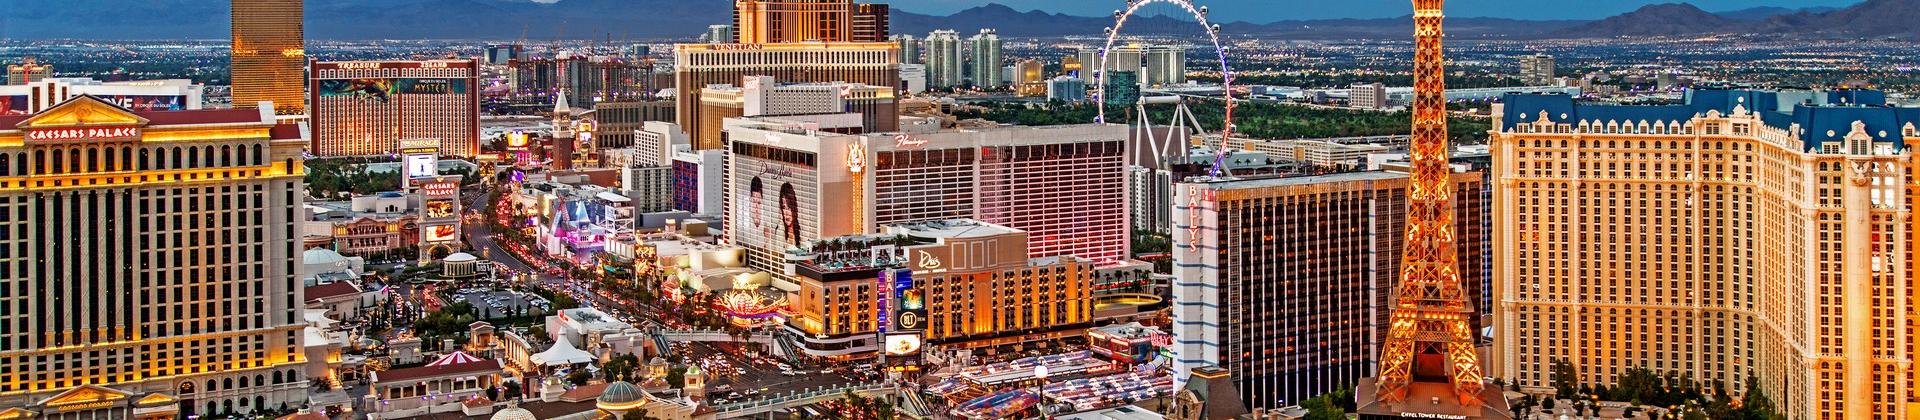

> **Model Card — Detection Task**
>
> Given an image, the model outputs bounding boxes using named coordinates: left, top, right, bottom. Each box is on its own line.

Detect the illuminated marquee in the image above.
left=26, top=126, right=140, bottom=143
left=846, top=141, right=867, bottom=173
left=420, top=181, right=460, bottom=197
left=892, top=134, right=927, bottom=148
left=1185, top=186, right=1213, bottom=252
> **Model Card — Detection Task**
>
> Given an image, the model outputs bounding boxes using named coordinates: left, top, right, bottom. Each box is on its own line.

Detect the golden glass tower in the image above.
left=230, top=0, right=306, bottom=115
left=1373, top=0, right=1487, bottom=406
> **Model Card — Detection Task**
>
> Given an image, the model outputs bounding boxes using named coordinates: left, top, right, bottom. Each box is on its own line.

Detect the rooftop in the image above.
left=1185, top=170, right=1406, bottom=190
left=888, top=219, right=1022, bottom=240
left=1501, top=87, right=1919, bottom=151
left=372, top=359, right=502, bottom=384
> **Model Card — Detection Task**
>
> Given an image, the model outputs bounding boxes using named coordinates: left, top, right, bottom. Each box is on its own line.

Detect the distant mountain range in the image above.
left=1551, top=0, right=1917, bottom=38
left=0, top=0, right=1910, bottom=41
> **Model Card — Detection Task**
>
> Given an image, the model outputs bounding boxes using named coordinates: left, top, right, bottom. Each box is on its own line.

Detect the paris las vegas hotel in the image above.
left=1491, top=88, right=1920, bottom=418
left=0, top=96, right=310, bottom=418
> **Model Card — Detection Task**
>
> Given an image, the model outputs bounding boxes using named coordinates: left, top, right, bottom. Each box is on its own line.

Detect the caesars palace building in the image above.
left=0, top=96, right=310, bottom=418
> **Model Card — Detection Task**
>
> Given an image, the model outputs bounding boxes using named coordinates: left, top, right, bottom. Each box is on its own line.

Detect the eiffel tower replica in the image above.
left=1355, top=1, right=1509, bottom=418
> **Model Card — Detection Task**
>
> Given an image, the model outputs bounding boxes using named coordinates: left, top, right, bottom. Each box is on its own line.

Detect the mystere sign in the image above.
left=27, top=126, right=141, bottom=143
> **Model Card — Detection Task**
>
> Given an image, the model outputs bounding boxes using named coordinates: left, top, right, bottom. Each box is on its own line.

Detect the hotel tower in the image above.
left=229, top=0, right=306, bottom=116
left=1493, top=88, right=1920, bottom=418
left=0, top=95, right=310, bottom=417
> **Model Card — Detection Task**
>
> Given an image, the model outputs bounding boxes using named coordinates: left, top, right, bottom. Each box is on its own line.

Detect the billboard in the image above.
left=424, top=224, right=460, bottom=243
left=424, top=199, right=457, bottom=220
left=318, top=78, right=469, bottom=102
left=889, top=269, right=927, bottom=332
left=883, top=334, right=923, bottom=356
left=405, top=154, right=438, bottom=178
left=100, top=95, right=188, bottom=112
left=1, top=96, right=27, bottom=115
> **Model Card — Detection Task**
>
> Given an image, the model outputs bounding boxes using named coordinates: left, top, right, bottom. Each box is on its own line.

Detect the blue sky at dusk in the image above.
left=885, top=0, right=1863, bottom=21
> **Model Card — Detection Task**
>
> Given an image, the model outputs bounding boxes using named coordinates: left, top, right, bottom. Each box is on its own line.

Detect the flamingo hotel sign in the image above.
left=26, top=126, right=141, bottom=143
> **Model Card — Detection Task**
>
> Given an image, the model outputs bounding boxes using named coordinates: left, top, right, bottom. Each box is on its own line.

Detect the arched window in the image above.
left=223, top=378, right=232, bottom=390
left=187, top=146, right=200, bottom=169
left=121, top=147, right=131, bottom=171
left=69, top=149, right=80, bottom=173
left=12, top=153, right=23, bottom=175
left=221, top=145, right=232, bottom=167
left=87, top=147, right=99, bottom=172
left=272, top=371, right=283, bottom=384
left=204, top=146, right=215, bottom=168
left=252, top=144, right=264, bottom=166
left=140, top=148, right=151, bottom=170
left=172, top=147, right=183, bottom=169
left=206, top=379, right=217, bottom=391
left=239, top=376, right=248, bottom=388
left=0, top=153, right=9, bottom=177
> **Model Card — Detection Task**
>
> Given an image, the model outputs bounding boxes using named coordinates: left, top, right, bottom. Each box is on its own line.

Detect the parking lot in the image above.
left=446, top=288, right=549, bottom=319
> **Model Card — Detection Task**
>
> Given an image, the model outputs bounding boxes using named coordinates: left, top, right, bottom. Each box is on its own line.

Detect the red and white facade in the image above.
left=309, top=60, right=479, bottom=158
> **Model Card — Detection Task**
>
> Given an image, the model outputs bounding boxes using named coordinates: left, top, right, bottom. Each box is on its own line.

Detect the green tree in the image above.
left=1550, top=358, right=1579, bottom=399
left=566, top=370, right=592, bottom=386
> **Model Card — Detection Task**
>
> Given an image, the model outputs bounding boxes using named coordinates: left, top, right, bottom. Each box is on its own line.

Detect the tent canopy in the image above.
left=531, top=339, right=595, bottom=366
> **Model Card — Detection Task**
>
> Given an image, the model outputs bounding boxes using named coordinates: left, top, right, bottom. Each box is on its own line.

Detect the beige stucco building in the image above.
left=1491, top=88, right=1920, bottom=418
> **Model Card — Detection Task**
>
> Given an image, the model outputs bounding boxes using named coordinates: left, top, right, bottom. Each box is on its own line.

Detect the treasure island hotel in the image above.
left=676, top=0, right=899, bottom=147
left=0, top=95, right=309, bottom=418
left=1491, top=88, right=1920, bottom=418
left=308, top=59, right=481, bottom=158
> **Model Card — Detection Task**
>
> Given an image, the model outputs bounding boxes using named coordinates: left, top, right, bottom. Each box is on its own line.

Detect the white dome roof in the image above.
left=444, top=252, right=478, bottom=263
left=490, top=407, right=536, bottom=420
left=303, top=248, right=348, bottom=265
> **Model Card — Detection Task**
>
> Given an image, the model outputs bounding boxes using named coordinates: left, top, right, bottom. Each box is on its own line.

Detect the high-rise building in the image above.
left=230, top=0, right=306, bottom=115
left=1013, top=59, right=1046, bottom=96
left=925, top=30, right=964, bottom=89
left=695, top=76, right=898, bottom=149
left=733, top=0, right=885, bottom=43
left=309, top=59, right=480, bottom=157
left=1349, top=82, right=1388, bottom=110
left=590, top=100, right=674, bottom=151
left=6, top=58, right=51, bottom=85
left=1518, top=53, right=1554, bottom=85
left=1078, top=46, right=1145, bottom=81
left=899, top=64, right=927, bottom=94
left=705, top=25, right=734, bottom=44
left=1492, top=88, right=1920, bottom=418
left=1144, top=45, right=1186, bottom=86
left=850, top=3, right=890, bottom=42
left=672, top=145, right=725, bottom=215
left=968, top=29, right=1003, bottom=88
left=722, top=121, right=1129, bottom=282
left=1171, top=170, right=1486, bottom=409
left=484, top=44, right=523, bottom=65
left=1046, top=76, right=1087, bottom=103
left=671, top=42, right=899, bottom=149
left=891, top=34, right=920, bottom=65
left=0, top=95, right=310, bottom=417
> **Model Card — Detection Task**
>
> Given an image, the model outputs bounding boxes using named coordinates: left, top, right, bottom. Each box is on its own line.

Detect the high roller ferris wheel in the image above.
left=1090, top=0, right=1237, bottom=178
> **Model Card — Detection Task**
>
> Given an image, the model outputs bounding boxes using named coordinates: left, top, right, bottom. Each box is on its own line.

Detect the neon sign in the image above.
left=892, top=134, right=927, bottom=148
left=1185, top=186, right=1213, bottom=252
left=916, top=250, right=941, bottom=270
left=27, top=126, right=139, bottom=142
left=846, top=141, right=867, bottom=173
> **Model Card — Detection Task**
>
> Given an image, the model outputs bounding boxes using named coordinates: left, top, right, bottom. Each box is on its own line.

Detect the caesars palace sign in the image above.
left=27, top=126, right=142, bottom=143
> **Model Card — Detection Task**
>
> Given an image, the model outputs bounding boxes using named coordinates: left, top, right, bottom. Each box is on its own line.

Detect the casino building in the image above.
left=1490, top=88, right=1920, bottom=418
left=1170, top=170, right=1486, bottom=409
left=721, top=120, right=1129, bottom=283
left=672, top=43, right=899, bottom=148
left=308, top=59, right=480, bottom=158
left=784, top=219, right=1095, bottom=358
left=0, top=95, right=310, bottom=417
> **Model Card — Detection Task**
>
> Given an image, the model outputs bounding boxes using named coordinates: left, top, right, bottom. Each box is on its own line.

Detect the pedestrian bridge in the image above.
left=650, top=328, right=798, bottom=358
left=709, top=382, right=895, bottom=419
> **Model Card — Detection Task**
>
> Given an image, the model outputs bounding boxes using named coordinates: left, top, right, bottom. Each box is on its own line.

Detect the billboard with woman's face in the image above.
left=780, top=182, right=800, bottom=246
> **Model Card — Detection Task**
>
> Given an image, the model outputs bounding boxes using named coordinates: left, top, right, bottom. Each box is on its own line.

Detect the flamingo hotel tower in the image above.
left=0, top=95, right=310, bottom=417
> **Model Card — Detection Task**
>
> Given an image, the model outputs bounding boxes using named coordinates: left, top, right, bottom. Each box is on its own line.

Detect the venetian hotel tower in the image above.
left=1491, top=88, right=1920, bottom=418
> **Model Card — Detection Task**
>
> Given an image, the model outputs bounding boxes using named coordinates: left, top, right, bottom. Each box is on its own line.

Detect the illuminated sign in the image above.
left=406, top=154, right=438, bottom=179
left=713, top=44, right=765, bottom=51
left=424, top=224, right=459, bottom=243
left=892, top=134, right=927, bottom=148
left=507, top=131, right=530, bottom=150
left=916, top=250, right=941, bottom=270
left=400, top=138, right=441, bottom=154
left=846, top=141, right=867, bottom=173
left=884, top=334, right=922, bottom=356
left=889, top=269, right=926, bottom=332
left=424, top=199, right=457, bottom=219
left=1398, top=413, right=1468, bottom=420
left=420, top=181, right=460, bottom=197
left=27, top=126, right=140, bottom=142
left=1185, top=186, right=1213, bottom=252
left=335, top=61, right=381, bottom=70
